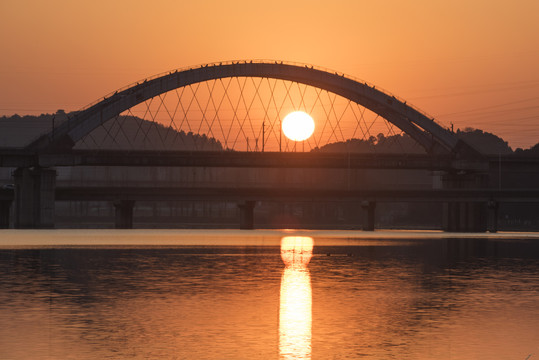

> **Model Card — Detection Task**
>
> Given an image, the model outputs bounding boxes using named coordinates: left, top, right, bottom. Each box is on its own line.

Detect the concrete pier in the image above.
left=13, top=168, right=56, bottom=229
left=487, top=200, right=499, bottom=233
left=113, top=200, right=135, bottom=229
left=238, top=201, right=256, bottom=230
left=0, top=200, right=10, bottom=228
left=442, top=202, right=487, bottom=232
left=361, top=200, right=376, bottom=231
left=441, top=172, right=489, bottom=232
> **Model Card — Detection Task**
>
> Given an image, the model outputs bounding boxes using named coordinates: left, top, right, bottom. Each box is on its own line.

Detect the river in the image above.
left=0, top=230, right=538, bottom=359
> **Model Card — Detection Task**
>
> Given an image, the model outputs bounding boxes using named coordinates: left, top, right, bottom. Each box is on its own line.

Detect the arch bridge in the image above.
left=1, top=60, right=503, bottom=231
left=27, top=60, right=475, bottom=156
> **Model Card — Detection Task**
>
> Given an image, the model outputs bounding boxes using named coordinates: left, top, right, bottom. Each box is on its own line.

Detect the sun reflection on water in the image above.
left=279, top=236, right=313, bottom=360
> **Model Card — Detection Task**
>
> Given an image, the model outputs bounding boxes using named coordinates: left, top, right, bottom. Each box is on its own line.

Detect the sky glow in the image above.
left=1, top=0, right=538, bottom=148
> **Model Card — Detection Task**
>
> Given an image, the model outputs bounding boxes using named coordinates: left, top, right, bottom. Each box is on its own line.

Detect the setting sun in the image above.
left=282, top=111, right=315, bottom=142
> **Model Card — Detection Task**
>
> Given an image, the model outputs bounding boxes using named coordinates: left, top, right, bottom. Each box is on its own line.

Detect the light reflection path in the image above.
left=279, top=236, right=313, bottom=360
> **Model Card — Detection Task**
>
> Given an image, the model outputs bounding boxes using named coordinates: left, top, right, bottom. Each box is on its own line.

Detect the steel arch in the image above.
left=27, top=61, right=470, bottom=155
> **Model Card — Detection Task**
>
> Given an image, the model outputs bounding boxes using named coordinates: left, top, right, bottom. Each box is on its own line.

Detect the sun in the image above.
left=282, top=111, right=315, bottom=141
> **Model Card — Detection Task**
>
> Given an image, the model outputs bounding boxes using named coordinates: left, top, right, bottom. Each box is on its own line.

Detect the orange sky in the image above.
left=1, top=0, right=538, bottom=149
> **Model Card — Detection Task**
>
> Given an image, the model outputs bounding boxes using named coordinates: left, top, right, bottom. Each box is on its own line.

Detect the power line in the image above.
left=438, top=96, right=539, bottom=117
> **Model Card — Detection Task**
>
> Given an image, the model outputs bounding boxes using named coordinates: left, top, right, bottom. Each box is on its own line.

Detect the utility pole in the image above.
left=279, top=120, right=282, bottom=152
left=498, top=147, right=502, bottom=190
left=262, top=121, right=265, bottom=152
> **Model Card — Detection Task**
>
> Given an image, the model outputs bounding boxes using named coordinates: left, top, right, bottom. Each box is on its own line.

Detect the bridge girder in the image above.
left=26, top=61, right=474, bottom=156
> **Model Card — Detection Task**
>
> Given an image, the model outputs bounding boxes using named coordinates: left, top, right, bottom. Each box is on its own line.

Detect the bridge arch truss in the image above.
left=28, top=60, right=468, bottom=155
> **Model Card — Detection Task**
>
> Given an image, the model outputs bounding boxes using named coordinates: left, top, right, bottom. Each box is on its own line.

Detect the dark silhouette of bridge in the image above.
left=1, top=61, right=538, bottom=231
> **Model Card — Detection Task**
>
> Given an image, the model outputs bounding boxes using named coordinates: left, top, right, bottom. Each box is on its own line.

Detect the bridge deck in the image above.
left=51, top=187, right=539, bottom=203
left=0, top=149, right=476, bottom=170
left=2, top=187, right=537, bottom=203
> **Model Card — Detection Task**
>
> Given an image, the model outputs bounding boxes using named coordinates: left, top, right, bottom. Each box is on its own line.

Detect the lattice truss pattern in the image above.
left=76, top=77, right=423, bottom=153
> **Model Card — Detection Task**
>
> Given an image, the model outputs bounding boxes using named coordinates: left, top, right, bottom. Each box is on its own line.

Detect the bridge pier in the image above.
left=441, top=172, right=488, bottom=232
left=487, top=200, right=499, bottom=233
left=0, top=200, right=11, bottom=228
left=361, top=200, right=376, bottom=231
left=442, top=202, right=487, bottom=232
left=13, top=167, right=56, bottom=229
left=238, top=201, right=256, bottom=230
left=114, top=200, right=135, bottom=229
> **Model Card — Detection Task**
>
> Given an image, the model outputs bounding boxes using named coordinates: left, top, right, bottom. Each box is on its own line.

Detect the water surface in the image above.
left=0, top=230, right=538, bottom=359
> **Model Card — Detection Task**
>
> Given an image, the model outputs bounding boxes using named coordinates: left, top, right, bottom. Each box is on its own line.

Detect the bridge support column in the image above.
left=442, top=202, right=457, bottom=232
left=13, top=167, right=56, bottom=229
left=361, top=200, right=376, bottom=231
left=238, top=201, right=256, bottom=230
left=0, top=200, right=11, bottom=229
left=441, top=172, right=488, bottom=232
left=114, top=200, right=135, bottom=229
left=442, top=202, right=487, bottom=232
left=487, top=201, right=498, bottom=233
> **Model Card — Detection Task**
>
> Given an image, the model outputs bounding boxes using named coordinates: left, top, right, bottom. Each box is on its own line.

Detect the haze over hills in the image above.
left=0, top=111, right=536, bottom=155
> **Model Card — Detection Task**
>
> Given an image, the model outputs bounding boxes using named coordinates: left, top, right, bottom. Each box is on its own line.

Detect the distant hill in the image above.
left=312, top=128, right=535, bottom=156
left=0, top=111, right=223, bottom=151
left=74, top=115, right=223, bottom=151
left=0, top=111, right=68, bottom=148
left=1, top=112, right=537, bottom=155
left=515, top=143, right=539, bottom=156
left=456, top=127, right=513, bottom=155
left=312, top=133, right=426, bottom=154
